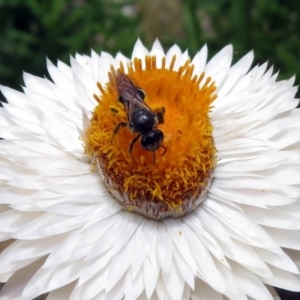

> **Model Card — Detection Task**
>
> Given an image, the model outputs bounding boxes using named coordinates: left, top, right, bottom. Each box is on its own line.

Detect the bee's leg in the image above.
left=111, top=122, right=127, bottom=143
left=154, top=108, right=165, bottom=125
left=128, top=134, right=141, bottom=156
left=160, top=145, right=167, bottom=156
left=152, top=145, right=167, bottom=164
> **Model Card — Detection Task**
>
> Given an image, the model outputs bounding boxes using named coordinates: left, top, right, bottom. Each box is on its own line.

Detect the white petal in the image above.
left=217, top=50, right=254, bottom=97
left=0, top=257, right=46, bottom=300
left=0, top=234, right=66, bottom=263
left=46, top=281, right=76, bottom=300
left=47, top=59, right=76, bottom=96
left=263, top=227, right=300, bottom=250
left=164, top=219, right=197, bottom=273
left=230, top=261, right=274, bottom=300
left=191, top=278, right=224, bottom=300
left=220, top=239, right=272, bottom=277
left=203, top=200, right=278, bottom=250
left=155, top=273, right=171, bottom=300
left=156, top=224, right=173, bottom=275
left=124, top=268, right=144, bottom=300
left=22, top=259, right=84, bottom=299
left=103, top=272, right=126, bottom=300
left=131, top=223, right=147, bottom=280
left=255, top=247, right=299, bottom=274
left=214, top=259, right=247, bottom=299
left=260, top=265, right=300, bottom=291
left=192, top=44, right=208, bottom=76
left=243, top=205, right=300, bottom=230
left=205, top=45, right=233, bottom=87
left=0, top=85, right=30, bottom=108
left=162, top=262, right=185, bottom=300
left=150, top=39, right=165, bottom=68
left=106, top=236, right=135, bottom=292
left=131, top=39, right=149, bottom=63
left=166, top=44, right=183, bottom=69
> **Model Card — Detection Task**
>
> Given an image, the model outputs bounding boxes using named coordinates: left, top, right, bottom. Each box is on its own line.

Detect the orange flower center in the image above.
left=85, top=55, right=217, bottom=220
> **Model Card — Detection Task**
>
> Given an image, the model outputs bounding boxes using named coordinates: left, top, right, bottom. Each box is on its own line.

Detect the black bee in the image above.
left=110, top=70, right=167, bottom=164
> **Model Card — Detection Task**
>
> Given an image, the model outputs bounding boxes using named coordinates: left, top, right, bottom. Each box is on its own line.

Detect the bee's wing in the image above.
left=123, top=91, right=152, bottom=123
left=114, top=71, right=152, bottom=121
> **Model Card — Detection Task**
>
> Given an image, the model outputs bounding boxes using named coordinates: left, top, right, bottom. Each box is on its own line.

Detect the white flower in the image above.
left=1, top=39, right=300, bottom=300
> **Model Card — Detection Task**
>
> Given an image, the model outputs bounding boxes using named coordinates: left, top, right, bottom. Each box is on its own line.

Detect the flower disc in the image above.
left=86, top=56, right=217, bottom=220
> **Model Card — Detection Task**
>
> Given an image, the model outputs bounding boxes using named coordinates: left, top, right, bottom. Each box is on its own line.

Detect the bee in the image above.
left=110, top=70, right=167, bottom=164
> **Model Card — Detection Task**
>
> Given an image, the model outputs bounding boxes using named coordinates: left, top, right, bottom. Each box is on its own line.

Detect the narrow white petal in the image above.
left=156, top=224, right=173, bottom=274
left=0, top=209, right=42, bottom=234
left=124, top=268, right=144, bottom=300
left=0, top=85, right=30, bottom=108
left=184, top=213, right=230, bottom=268
left=217, top=50, right=254, bottom=97
left=203, top=200, right=277, bottom=250
left=22, top=259, right=84, bottom=299
left=115, top=52, right=130, bottom=68
left=164, top=219, right=197, bottom=273
left=43, top=231, right=82, bottom=268
left=173, top=247, right=195, bottom=290
left=162, top=262, right=185, bottom=300
left=205, top=45, right=233, bottom=86
left=57, top=60, right=73, bottom=79
left=0, top=235, right=66, bottom=262
left=243, top=205, right=300, bottom=230
left=71, top=268, right=108, bottom=299
left=220, top=239, right=272, bottom=277
left=103, top=273, right=126, bottom=300
left=155, top=273, right=171, bottom=300
left=230, top=261, right=274, bottom=300
left=12, top=212, right=90, bottom=240
left=70, top=56, right=99, bottom=97
left=260, top=265, right=300, bottom=291
left=263, top=227, right=300, bottom=250
left=46, top=59, right=76, bottom=96
left=46, top=281, right=76, bottom=300
left=131, top=39, right=149, bottom=61
left=150, top=39, right=165, bottom=68
left=214, top=259, right=247, bottom=299
left=105, top=237, right=135, bottom=292
left=182, top=219, right=228, bottom=295
left=0, top=257, right=46, bottom=300
left=131, top=223, right=146, bottom=280
left=192, top=44, right=208, bottom=77
left=165, top=44, right=182, bottom=69
left=255, top=247, right=299, bottom=274
left=0, top=257, right=40, bottom=276
left=176, top=50, right=189, bottom=70
left=191, top=278, right=224, bottom=300
left=143, top=258, right=159, bottom=299
left=78, top=249, right=111, bottom=287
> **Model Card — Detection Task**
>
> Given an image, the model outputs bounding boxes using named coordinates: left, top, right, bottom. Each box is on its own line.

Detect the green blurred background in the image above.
left=0, top=0, right=300, bottom=298
left=1, top=0, right=300, bottom=102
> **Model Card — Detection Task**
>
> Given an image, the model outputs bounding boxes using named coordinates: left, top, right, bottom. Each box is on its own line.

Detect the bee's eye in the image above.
left=136, top=88, right=146, bottom=100
left=118, top=95, right=125, bottom=104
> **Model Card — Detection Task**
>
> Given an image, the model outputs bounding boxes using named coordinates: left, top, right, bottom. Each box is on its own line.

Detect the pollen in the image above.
left=85, top=55, right=217, bottom=220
